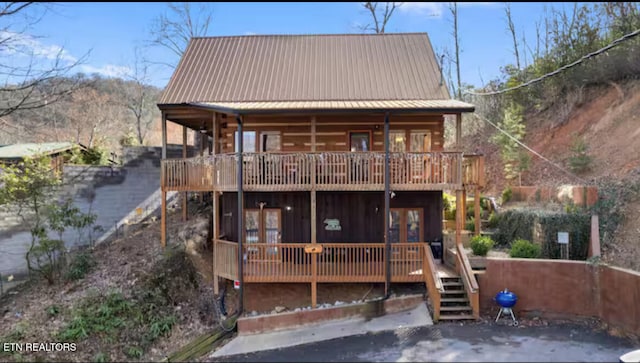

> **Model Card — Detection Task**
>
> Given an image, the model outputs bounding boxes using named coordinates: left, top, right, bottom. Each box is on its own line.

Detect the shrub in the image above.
left=568, top=137, right=592, bottom=173
left=465, top=217, right=475, bottom=232
left=65, top=251, right=96, bottom=281
left=509, top=239, right=541, bottom=258
left=470, top=235, right=494, bottom=256
left=501, top=187, right=512, bottom=204
left=486, top=212, right=499, bottom=228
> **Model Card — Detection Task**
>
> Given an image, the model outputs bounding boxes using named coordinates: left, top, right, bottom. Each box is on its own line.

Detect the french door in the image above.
left=244, top=208, right=282, bottom=261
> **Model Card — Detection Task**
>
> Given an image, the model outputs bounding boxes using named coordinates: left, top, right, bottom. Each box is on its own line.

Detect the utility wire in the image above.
left=465, top=28, right=640, bottom=96
left=475, top=113, right=589, bottom=185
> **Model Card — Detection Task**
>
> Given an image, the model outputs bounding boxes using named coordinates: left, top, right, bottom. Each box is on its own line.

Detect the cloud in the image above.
left=399, top=2, right=497, bottom=18
left=244, top=31, right=257, bottom=36
left=79, top=64, right=133, bottom=79
left=1, top=31, right=133, bottom=79
left=0, top=31, right=77, bottom=63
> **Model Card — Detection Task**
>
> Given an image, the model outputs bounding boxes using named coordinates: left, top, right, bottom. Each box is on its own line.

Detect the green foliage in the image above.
left=27, top=237, right=66, bottom=285
left=442, top=192, right=455, bottom=215
left=494, top=208, right=590, bottom=260
left=55, top=248, right=197, bottom=359
left=124, top=346, right=144, bottom=359
left=568, top=137, right=592, bottom=173
left=46, top=304, right=61, bottom=317
left=464, top=217, right=475, bottom=232
left=501, top=187, right=512, bottom=204
left=492, top=102, right=529, bottom=181
left=470, top=235, right=495, bottom=256
left=66, top=145, right=110, bottom=166
left=487, top=212, right=500, bottom=229
left=92, top=352, right=109, bottom=363
left=510, top=239, right=541, bottom=258
left=65, top=251, right=96, bottom=281
left=119, top=128, right=139, bottom=147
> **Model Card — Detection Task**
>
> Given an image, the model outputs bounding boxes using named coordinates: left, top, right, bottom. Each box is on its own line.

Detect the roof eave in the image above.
left=157, top=102, right=475, bottom=115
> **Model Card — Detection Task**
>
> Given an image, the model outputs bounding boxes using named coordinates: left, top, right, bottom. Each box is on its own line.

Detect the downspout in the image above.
left=236, top=115, right=244, bottom=316
left=383, top=112, right=391, bottom=299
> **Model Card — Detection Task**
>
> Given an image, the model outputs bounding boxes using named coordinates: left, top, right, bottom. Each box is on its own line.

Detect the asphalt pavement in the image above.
left=209, top=320, right=637, bottom=362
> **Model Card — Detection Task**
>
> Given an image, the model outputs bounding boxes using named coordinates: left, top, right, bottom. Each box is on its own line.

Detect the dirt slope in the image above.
left=469, top=79, right=640, bottom=271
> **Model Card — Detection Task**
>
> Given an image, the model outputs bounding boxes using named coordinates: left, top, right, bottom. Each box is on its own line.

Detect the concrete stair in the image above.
left=438, top=276, right=475, bottom=321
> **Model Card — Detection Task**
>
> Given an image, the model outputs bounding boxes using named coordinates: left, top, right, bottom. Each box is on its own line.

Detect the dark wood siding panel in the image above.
left=316, top=191, right=384, bottom=243
left=220, top=192, right=310, bottom=243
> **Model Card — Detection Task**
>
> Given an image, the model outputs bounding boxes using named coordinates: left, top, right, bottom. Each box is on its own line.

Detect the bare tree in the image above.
left=67, top=82, right=121, bottom=148
left=0, top=3, right=86, bottom=118
left=148, top=2, right=214, bottom=68
left=504, top=3, right=521, bottom=70
left=125, top=48, right=156, bottom=145
left=448, top=2, right=462, bottom=99
left=361, top=2, right=402, bottom=34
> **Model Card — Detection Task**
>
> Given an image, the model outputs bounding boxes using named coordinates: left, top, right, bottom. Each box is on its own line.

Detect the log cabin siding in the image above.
left=218, top=113, right=445, bottom=153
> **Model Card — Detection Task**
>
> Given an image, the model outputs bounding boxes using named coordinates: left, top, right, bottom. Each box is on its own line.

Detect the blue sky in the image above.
left=8, top=2, right=576, bottom=90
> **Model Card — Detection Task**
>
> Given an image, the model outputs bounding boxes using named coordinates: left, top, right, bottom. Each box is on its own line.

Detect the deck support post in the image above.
left=455, top=189, right=463, bottom=247
left=384, top=112, right=391, bottom=296
left=236, top=116, right=244, bottom=315
left=455, top=113, right=462, bottom=151
left=182, top=126, right=188, bottom=222
left=161, top=111, right=167, bottom=250
left=474, top=186, right=481, bottom=236
left=310, top=115, right=317, bottom=308
left=213, top=113, right=219, bottom=295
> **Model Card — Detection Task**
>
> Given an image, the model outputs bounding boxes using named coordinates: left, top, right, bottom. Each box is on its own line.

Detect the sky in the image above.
left=5, top=2, right=578, bottom=90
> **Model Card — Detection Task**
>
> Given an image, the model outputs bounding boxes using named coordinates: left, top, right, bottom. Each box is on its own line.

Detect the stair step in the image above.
left=439, top=314, right=476, bottom=321
left=442, top=281, right=463, bottom=287
left=440, top=306, right=472, bottom=312
left=441, top=290, right=465, bottom=295
left=441, top=297, right=469, bottom=303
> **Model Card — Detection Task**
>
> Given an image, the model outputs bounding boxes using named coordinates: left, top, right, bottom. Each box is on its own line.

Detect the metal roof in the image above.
left=0, top=142, right=76, bottom=159
left=192, top=99, right=475, bottom=114
left=159, top=33, right=455, bottom=105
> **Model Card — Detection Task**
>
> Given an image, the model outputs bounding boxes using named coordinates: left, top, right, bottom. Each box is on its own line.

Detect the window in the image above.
left=389, top=208, right=423, bottom=243
left=234, top=131, right=256, bottom=153
left=260, top=131, right=281, bottom=152
left=389, top=131, right=406, bottom=152
left=410, top=131, right=432, bottom=152
left=349, top=131, right=370, bottom=152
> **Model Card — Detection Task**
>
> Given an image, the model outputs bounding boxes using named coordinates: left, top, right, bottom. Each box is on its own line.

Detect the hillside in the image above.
left=465, top=79, right=640, bottom=271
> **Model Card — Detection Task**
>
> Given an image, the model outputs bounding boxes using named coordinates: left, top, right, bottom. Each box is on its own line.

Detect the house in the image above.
left=0, top=142, right=82, bottom=176
left=157, top=33, right=485, bottom=321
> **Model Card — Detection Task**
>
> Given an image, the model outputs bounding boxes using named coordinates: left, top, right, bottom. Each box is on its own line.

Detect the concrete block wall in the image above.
left=0, top=146, right=187, bottom=278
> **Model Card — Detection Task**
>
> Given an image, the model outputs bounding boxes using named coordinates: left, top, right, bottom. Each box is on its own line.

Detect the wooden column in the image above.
left=161, top=111, right=167, bottom=249
left=212, top=113, right=219, bottom=295
left=236, top=116, right=244, bottom=315
left=474, top=187, right=481, bottom=236
left=455, top=189, right=463, bottom=247
left=310, top=115, right=317, bottom=308
left=384, top=113, right=391, bottom=296
left=455, top=113, right=462, bottom=151
left=182, top=126, right=188, bottom=222
left=461, top=189, right=467, bottom=232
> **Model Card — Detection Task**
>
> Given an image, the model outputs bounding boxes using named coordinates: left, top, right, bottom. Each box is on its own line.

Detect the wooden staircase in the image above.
left=438, top=276, right=475, bottom=321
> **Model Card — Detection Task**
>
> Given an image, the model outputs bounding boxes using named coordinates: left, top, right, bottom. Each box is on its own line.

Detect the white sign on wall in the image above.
left=557, top=232, right=569, bottom=244
left=324, top=219, right=342, bottom=231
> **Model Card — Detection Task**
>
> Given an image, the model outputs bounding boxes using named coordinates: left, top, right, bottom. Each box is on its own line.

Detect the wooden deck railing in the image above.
left=215, top=239, right=238, bottom=281
left=214, top=241, right=432, bottom=283
left=162, top=151, right=480, bottom=192
left=462, top=154, right=485, bottom=188
left=422, top=244, right=444, bottom=322
left=162, top=156, right=215, bottom=191
left=455, top=243, right=480, bottom=318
